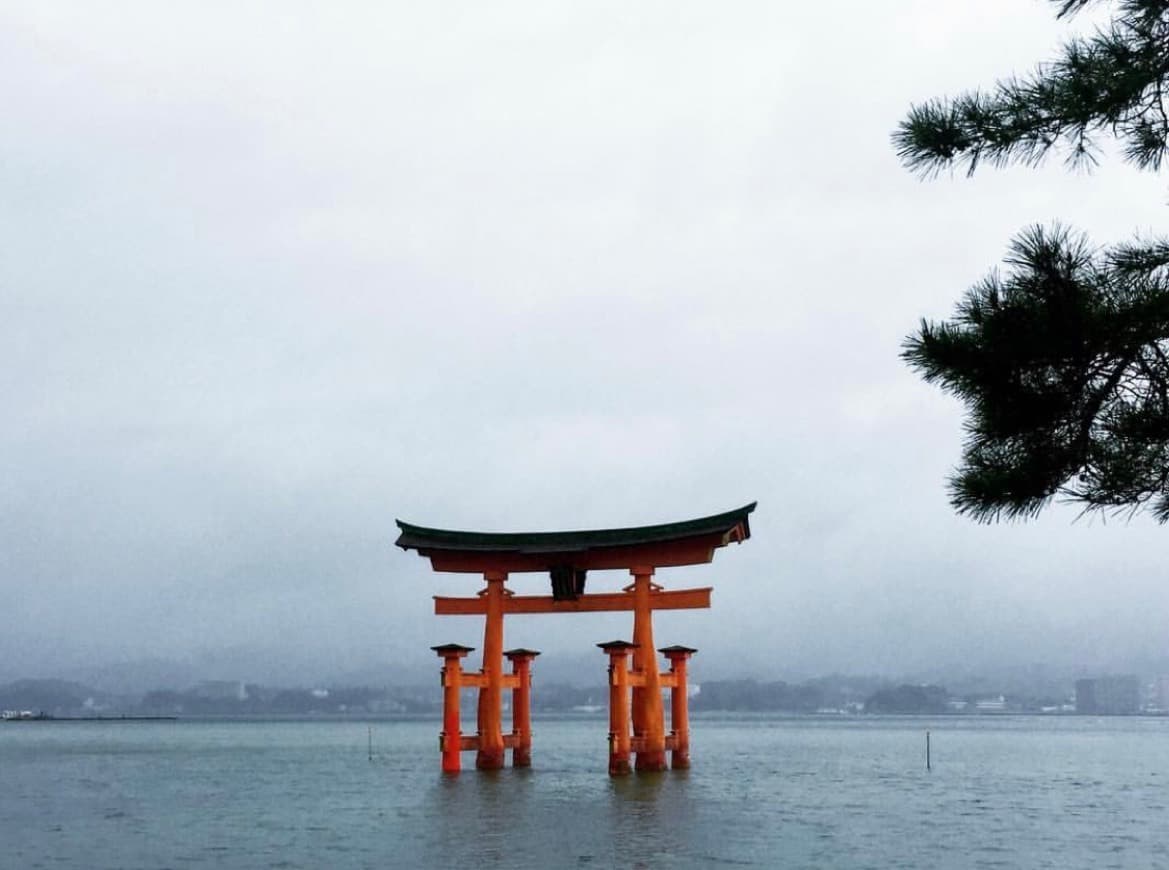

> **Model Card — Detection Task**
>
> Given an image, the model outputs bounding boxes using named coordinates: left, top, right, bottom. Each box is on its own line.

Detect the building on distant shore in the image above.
left=1075, top=676, right=1140, bottom=715
left=1152, top=675, right=1169, bottom=714
left=191, top=680, right=248, bottom=702
left=974, top=696, right=1007, bottom=713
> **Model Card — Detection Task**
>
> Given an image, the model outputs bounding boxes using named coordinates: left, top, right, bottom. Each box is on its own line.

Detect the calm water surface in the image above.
left=2, top=715, right=1167, bottom=869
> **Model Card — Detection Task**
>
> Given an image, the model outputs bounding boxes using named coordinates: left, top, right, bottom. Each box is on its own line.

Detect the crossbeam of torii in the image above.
left=395, top=502, right=755, bottom=774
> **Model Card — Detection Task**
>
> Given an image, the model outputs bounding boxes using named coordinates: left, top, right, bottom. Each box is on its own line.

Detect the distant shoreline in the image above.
left=1, top=715, right=177, bottom=722
left=4, top=711, right=1169, bottom=724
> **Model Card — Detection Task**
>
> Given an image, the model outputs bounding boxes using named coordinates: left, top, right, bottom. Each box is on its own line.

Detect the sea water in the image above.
left=2, top=714, right=1167, bottom=869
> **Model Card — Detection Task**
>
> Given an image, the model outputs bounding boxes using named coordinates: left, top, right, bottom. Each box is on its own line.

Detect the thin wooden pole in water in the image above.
left=368, top=726, right=373, bottom=762
left=925, top=730, right=931, bottom=771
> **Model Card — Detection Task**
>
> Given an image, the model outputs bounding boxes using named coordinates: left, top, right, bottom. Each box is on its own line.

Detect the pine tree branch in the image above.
left=894, top=4, right=1169, bottom=176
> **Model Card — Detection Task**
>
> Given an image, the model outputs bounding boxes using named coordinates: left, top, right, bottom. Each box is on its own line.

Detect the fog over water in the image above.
left=3, top=2, right=1168, bottom=690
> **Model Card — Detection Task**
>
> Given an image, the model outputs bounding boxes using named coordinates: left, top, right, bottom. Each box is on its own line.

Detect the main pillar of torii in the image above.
left=395, top=502, right=755, bottom=774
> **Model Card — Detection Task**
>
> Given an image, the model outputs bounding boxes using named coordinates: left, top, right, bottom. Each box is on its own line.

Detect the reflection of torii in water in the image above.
left=394, top=502, right=755, bottom=775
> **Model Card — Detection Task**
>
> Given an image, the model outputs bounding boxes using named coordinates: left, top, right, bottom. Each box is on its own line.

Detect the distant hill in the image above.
left=692, top=675, right=889, bottom=712
left=863, top=684, right=949, bottom=714
left=0, top=679, right=104, bottom=714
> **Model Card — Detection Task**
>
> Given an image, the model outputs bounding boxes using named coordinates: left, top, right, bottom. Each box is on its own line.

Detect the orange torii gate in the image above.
left=395, top=502, right=755, bottom=775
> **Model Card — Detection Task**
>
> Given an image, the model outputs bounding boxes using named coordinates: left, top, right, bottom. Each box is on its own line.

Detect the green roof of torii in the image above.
left=395, top=502, right=755, bottom=556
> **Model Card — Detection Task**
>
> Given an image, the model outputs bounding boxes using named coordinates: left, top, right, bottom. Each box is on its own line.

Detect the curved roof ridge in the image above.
left=395, top=502, right=755, bottom=555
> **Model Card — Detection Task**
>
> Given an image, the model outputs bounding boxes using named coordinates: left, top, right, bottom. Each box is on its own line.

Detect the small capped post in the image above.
left=659, top=645, right=697, bottom=769
left=504, top=648, right=540, bottom=767
left=431, top=643, right=475, bottom=773
left=598, top=640, right=638, bottom=776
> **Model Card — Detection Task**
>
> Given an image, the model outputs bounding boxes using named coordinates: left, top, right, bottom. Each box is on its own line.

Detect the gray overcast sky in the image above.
left=3, top=1, right=1167, bottom=688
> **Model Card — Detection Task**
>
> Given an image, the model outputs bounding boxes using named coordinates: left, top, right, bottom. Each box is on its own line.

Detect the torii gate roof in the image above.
left=395, top=502, right=755, bottom=573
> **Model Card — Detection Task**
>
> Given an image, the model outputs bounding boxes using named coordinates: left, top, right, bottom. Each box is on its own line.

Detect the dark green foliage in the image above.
left=897, top=1, right=1169, bottom=521
left=903, top=225, right=1169, bottom=520
left=895, top=0, right=1169, bottom=175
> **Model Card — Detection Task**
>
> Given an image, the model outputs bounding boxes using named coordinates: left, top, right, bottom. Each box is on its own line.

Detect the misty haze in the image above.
left=4, top=2, right=1169, bottom=868
left=4, top=2, right=1168, bottom=698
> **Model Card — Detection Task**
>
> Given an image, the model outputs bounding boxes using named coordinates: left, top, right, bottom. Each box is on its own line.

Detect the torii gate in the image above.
left=395, top=502, right=755, bottom=775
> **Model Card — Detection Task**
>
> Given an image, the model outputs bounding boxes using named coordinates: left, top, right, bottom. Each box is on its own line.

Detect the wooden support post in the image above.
left=504, top=648, right=539, bottom=767
left=630, top=567, right=667, bottom=772
left=598, top=641, right=636, bottom=776
left=476, top=571, right=508, bottom=770
left=660, top=645, right=697, bottom=770
left=431, top=643, right=474, bottom=774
